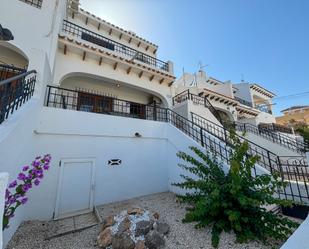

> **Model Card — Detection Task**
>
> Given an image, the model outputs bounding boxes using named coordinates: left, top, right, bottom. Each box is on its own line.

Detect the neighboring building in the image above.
left=276, top=105, right=309, bottom=127
left=172, top=69, right=276, bottom=125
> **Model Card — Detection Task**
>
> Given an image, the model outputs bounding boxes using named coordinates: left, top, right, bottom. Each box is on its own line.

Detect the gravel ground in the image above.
left=6, top=192, right=293, bottom=249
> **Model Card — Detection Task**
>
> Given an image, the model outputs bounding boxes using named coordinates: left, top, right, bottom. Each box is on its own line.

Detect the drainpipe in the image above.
left=0, top=172, right=9, bottom=249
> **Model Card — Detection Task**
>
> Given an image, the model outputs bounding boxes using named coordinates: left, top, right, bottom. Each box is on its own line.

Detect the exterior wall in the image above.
left=255, top=111, right=277, bottom=124
left=0, top=43, right=28, bottom=68
left=207, top=83, right=234, bottom=98
left=0, top=173, right=9, bottom=249
left=233, top=83, right=253, bottom=103
left=0, top=0, right=66, bottom=70
left=1, top=107, right=200, bottom=245
left=53, top=50, right=172, bottom=106
left=281, top=214, right=309, bottom=249
left=61, top=76, right=156, bottom=105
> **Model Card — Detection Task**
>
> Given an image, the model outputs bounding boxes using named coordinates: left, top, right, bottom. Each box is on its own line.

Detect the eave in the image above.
left=58, top=35, right=175, bottom=86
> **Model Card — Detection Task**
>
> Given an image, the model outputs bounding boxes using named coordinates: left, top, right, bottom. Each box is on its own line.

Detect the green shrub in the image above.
left=173, top=133, right=298, bottom=248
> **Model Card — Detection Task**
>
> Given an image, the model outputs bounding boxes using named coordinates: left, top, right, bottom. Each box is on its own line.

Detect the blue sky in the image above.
left=80, top=0, right=309, bottom=116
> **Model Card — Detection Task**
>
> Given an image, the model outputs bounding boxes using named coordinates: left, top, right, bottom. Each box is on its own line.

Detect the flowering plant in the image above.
left=3, top=154, right=51, bottom=230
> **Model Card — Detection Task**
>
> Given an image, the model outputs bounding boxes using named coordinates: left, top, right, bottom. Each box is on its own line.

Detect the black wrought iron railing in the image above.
left=61, top=20, right=169, bottom=72
left=190, top=112, right=309, bottom=203
left=172, top=90, right=223, bottom=124
left=258, top=122, right=293, bottom=134
left=255, top=104, right=272, bottom=114
left=230, top=122, right=309, bottom=153
left=235, top=96, right=253, bottom=107
left=0, top=64, right=26, bottom=81
left=0, top=70, right=37, bottom=124
left=19, top=0, right=43, bottom=8
left=45, top=85, right=309, bottom=204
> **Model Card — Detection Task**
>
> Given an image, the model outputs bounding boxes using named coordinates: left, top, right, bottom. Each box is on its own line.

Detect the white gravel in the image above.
left=6, top=192, right=291, bottom=249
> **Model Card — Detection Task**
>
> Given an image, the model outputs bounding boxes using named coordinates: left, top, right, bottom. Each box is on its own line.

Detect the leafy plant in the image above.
left=172, top=133, right=298, bottom=248
left=3, top=154, right=51, bottom=230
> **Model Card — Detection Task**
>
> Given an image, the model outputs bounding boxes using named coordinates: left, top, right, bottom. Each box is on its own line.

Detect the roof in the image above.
left=250, top=83, right=276, bottom=97
left=281, top=105, right=309, bottom=113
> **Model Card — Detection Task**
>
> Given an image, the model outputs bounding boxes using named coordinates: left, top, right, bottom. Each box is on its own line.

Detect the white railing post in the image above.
left=0, top=172, right=9, bottom=249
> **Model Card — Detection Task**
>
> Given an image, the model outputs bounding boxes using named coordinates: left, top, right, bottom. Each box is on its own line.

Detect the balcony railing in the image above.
left=62, top=20, right=169, bottom=72
left=19, top=0, right=43, bottom=8
left=45, top=85, right=309, bottom=204
left=230, top=121, right=309, bottom=153
left=255, top=104, right=272, bottom=114
left=172, top=90, right=223, bottom=124
left=234, top=96, right=253, bottom=107
left=0, top=70, right=36, bottom=124
left=0, top=64, right=26, bottom=81
left=258, top=122, right=293, bottom=134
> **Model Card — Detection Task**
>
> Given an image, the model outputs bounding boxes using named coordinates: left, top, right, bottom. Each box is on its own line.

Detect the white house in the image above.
left=0, top=0, right=308, bottom=247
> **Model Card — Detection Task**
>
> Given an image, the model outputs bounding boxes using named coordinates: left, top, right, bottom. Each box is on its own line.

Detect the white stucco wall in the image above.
left=53, top=50, right=172, bottom=107
left=0, top=0, right=66, bottom=70
left=0, top=172, right=9, bottom=249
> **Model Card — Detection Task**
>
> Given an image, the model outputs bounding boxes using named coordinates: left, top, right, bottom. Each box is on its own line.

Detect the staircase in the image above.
left=229, top=121, right=309, bottom=154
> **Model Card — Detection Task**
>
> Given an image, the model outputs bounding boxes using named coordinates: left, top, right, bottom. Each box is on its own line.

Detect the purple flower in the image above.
left=34, top=179, right=40, bottom=186
left=17, top=173, right=26, bottom=181
left=43, top=164, right=50, bottom=170
left=21, top=197, right=28, bottom=205
left=8, top=180, right=17, bottom=188
left=35, top=156, right=41, bottom=160
left=22, top=184, right=29, bottom=192
left=37, top=174, right=44, bottom=179
left=5, top=189, right=11, bottom=198
left=22, top=165, right=29, bottom=171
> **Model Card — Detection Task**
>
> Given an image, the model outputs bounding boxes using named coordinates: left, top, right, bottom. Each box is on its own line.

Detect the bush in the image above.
left=3, top=154, right=51, bottom=230
left=172, top=133, right=298, bottom=248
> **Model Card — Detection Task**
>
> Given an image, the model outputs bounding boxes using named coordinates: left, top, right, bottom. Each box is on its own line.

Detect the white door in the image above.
left=55, top=159, right=95, bottom=219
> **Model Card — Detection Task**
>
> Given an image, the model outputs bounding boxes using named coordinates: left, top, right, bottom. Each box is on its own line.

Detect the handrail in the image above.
left=172, top=89, right=223, bottom=124
left=0, top=70, right=37, bottom=86
left=62, top=20, right=169, bottom=72
left=231, top=121, right=308, bottom=153
left=0, top=70, right=37, bottom=124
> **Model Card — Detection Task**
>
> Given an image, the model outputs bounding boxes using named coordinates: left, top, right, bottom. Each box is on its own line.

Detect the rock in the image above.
left=127, top=207, right=144, bottom=215
left=135, top=240, right=146, bottom=249
left=154, top=222, right=170, bottom=235
left=97, top=227, right=112, bottom=248
left=117, top=216, right=131, bottom=234
left=101, top=215, right=115, bottom=230
left=145, top=230, right=165, bottom=249
left=153, top=212, right=160, bottom=220
left=135, top=220, right=153, bottom=236
left=112, top=233, right=135, bottom=249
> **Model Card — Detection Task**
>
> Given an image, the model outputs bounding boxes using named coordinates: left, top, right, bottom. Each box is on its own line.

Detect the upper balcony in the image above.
left=60, top=20, right=171, bottom=73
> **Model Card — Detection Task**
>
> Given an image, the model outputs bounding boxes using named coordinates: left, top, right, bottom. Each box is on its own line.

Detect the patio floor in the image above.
left=6, top=192, right=286, bottom=249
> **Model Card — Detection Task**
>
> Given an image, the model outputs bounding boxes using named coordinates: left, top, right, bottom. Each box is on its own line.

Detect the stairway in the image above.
left=230, top=121, right=309, bottom=154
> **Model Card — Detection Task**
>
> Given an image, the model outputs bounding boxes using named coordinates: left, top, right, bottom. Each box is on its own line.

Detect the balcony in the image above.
left=234, top=96, right=253, bottom=108
left=45, top=85, right=169, bottom=121
left=61, top=20, right=169, bottom=72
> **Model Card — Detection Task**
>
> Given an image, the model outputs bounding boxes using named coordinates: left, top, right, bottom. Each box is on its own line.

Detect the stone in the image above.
left=117, top=216, right=131, bottom=234
left=127, top=207, right=144, bottom=215
left=101, top=215, right=115, bottom=230
left=135, top=240, right=146, bottom=249
left=97, top=227, right=112, bottom=248
left=153, top=212, right=160, bottom=220
left=135, top=220, right=153, bottom=236
left=112, top=233, right=135, bottom=249
left=145, top=230, right=165, bottom=249
left=154, top=222, right=170, bottom=235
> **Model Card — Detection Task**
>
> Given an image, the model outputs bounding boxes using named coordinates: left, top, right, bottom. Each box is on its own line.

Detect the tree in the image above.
left=172, top=133, right=298, bottom=248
